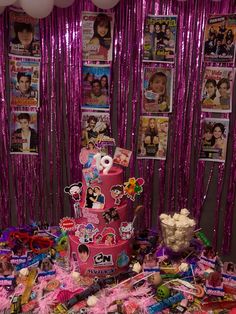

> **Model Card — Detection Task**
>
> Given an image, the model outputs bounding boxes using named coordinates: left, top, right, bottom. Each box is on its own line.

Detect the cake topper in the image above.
left=94, top=152, right=113, bottom=174
left=124, top=177, right=145, bottom=201
left=64, top=182, right=83, bottom=201
left=113, top=147, right=132, bottom=167
left=110, top=185, right=124, bottom=205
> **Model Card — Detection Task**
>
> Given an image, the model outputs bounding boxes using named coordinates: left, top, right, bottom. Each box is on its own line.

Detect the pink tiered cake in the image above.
left=69, top=166, right=133, bottom=277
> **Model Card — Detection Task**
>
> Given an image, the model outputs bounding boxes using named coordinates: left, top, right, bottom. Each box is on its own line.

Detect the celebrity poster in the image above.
left=137, top=116, right=169, bottom=160
left=199, top=118, right=229, bottom=163
left=9, top=56, right=40, bottom=108
left=82, top=64, right=110, bottom=111
left=142, top=66, right=173, bottom=113
left=82, top=11, right=114, bottom=62
left=143, top=15, right=177, bottom=63
left=201, top=67, right=234, bottom=112
left=204, top=14, right=236, bottom=64
left=81, top=112, right=111, bottom=147
left=9, top=8, right=40, bottom=57
left=10, top=111, right=38, bottom=155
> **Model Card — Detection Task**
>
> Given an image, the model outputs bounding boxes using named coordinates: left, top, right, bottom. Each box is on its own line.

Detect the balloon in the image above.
left=54, top=0, right=75, bottom=8
left=91, top=0, right=120, bottom=9
left=0, top=0, right=16, bottom=5
left=13, top=0, right=21, bottom=7
left=19, top=0, right=54, bottom=18
left=0, top=6, right=5, bottom=13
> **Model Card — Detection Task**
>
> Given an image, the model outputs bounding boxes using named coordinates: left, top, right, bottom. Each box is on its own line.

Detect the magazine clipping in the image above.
left=82, top=11, right=114, bottom=62
left=82, top=64, right=110, bottom=111
left=9, top=55, right=40, bottom=108
left=81, top=112, right=111, bottom=148
left=10, top=111, right=38, bottom=155
left=143, top=15, right=177, bottom=63
left=137, top=116, right=169, bottom=160
left=203, top=14, right=236, bottom=64
left=201, top=67, right=234, bottom=113
left=142, top=66, right=173, bottom=113
left=199, top=118, right=229, bottom=163
left=113, top=147, right=132, bottom=167
left=9, top=8, right=40, bottom=57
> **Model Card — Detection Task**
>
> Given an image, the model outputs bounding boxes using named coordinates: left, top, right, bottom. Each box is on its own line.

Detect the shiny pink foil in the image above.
left=0, top=0, right=235, bottom=254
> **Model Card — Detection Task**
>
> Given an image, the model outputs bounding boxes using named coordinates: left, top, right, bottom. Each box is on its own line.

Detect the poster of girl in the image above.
left=201, top=67, right=234, bottom=113
left=137, top=116, right=169, bottom=160
left=82, top=12, right=114, bottom=61
left=199, top=118, right=229, bottom=162
left=143, top=66, right=173, bottom=113
left=9, top=8, right=40, bottom=57
left=82, top=64, right=110, bottom=110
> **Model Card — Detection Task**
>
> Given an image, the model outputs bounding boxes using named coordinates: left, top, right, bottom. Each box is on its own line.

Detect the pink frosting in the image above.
left=69, top=235, right=132, bottom=277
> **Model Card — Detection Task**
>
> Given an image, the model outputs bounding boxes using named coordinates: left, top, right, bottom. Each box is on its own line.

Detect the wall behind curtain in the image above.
left=0, top=0, right=236, bottom=260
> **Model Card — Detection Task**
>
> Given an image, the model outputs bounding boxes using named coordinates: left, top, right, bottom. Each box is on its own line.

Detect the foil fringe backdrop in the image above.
left=0, top=0, right=235, bottom=254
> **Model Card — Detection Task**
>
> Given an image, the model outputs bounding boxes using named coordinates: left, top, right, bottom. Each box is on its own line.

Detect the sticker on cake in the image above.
left=82, top=166, right=101, bottom=186
left=85, top=186, right=105, bottom=209
left=78, top=244, right=90, bottom=263
left=124, top=177, right=145, bottom=201
left=117, top=251, right=130, bottom=268
left=103, top=207, right=120, bottom=224
left=79, top=140, right=99, bottom=169
left=93, top=252, right=113, bottom=267
left=64, top=182, right=83, bottom=201
left=82, top=208, right=99, bottom=224
left=59, top=217, right=76, bottom=231
left=113, top=147, right=132, bottom=167
left=110, top=185, right=124, bottom=205
left=75, top=223, right=98, bottom=244
left=119, top=222, right=134, bottom=240
left=95, top=227, right=116, bottom=245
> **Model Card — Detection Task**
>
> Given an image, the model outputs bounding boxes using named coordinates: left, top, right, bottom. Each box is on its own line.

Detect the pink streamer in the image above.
left=0, top=0, right=235, bottom=254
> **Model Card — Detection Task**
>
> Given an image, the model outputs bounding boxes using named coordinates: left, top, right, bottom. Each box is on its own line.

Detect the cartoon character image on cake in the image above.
left=110, top=185, right=124, bottom=205
left=78, top=244, right=90, bottom=262
left=100, top=227, right=116, bottom=245
left=124, top=177, right=145, bottom=201
left=82, top=166, right=101, bottom=186
left=119, top=222, right=134, bottom=240
left=75, top=223, right=98, bottom=243
left=64, top=182, right=83, bottom=201
left=116, top=251, right=130, bottom=268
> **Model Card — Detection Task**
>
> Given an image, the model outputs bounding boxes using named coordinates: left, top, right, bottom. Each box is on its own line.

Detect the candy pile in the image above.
left=160, top=208, right=196, bottom=252
left=0, top=220, right=236, bottom=313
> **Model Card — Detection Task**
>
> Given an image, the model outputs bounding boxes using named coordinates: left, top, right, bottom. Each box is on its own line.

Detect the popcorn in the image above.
left=87, top=295, right=98, bottom=306
left=132, top=262, right=142, bottom=273
left=160, top=209, right=196, bottom=252
left=19, top=268, right=29, bottom=277
left=179, top=262, right=189, bottom=272
left=180, top=208, right=190, bottom=216
left=71, top=271, right=80, bottom=280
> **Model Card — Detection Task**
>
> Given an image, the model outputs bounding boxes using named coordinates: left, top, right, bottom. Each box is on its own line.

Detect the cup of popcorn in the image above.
left=159, top=208, right=196, bottom=253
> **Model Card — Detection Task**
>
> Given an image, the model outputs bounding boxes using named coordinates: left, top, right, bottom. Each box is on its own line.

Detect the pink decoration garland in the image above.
left=0, top=1, right=235, bottom=254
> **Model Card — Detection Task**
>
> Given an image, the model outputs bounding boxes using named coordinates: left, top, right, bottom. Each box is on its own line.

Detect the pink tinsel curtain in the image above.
left=0, top=0, right=236, bottom=255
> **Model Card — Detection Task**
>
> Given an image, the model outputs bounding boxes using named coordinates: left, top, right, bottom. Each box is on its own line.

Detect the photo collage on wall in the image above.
left=8, top=7, right=41, bottom=155
left=81, top=11, right=114, bottom=151
left=201, top=13, right=236, bottom=162
left=138, top=15, right=177, bottom=160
